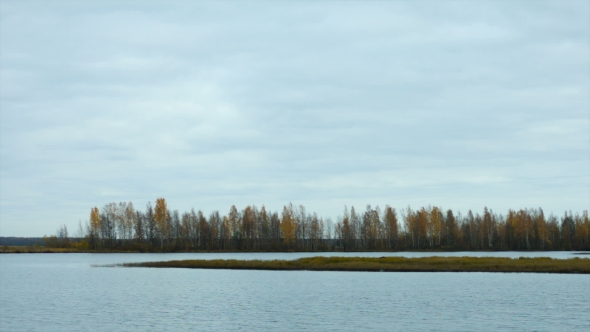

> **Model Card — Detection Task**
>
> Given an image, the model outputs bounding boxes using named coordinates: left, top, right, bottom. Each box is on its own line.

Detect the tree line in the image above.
left=48, top=198, right=590, bottom=251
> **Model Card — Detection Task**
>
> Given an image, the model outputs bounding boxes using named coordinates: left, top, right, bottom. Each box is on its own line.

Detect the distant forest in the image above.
left=0, top=237, right=46, bottom=246
left=44, top=198, right=589, bottom=252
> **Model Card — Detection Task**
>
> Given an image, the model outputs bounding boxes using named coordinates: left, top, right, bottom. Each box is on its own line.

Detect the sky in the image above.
left=1, top=1, right=589, bottom=237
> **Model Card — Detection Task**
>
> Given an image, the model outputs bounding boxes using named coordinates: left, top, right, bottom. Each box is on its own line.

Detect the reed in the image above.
left=121, top=256, right=590, bottom=274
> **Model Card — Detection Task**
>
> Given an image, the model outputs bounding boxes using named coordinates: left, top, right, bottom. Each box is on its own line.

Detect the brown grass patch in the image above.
left=120, top=256, right=590, bottom=274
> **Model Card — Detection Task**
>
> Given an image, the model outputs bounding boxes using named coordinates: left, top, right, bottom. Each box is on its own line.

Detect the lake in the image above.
left=1, top=252, right=589, bottom=331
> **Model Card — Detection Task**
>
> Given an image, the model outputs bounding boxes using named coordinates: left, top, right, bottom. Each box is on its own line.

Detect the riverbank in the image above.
left=120, top=256, right=590, bottom=273
left=0, top=246, right=88, bottom=253
left=3, top=246, right=590, bottom=256
left=0, top=246, right=143, bottom=253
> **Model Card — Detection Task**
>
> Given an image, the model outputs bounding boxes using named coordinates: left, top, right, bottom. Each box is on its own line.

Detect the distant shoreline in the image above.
left=2, top=246, right=590, bottom=255
left=117, top=256, right=590, bottom=274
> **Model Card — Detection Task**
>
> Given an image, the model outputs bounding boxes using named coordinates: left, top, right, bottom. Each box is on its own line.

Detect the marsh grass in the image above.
left=120, top=256, right=590, bottom=274
left=0, top=246, right=143, bottom=253
left=0, top=246, right=86, bottom=253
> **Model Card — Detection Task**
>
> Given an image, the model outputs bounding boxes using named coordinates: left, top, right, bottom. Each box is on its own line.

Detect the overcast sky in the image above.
left=1, top=1, right=589, bottom=237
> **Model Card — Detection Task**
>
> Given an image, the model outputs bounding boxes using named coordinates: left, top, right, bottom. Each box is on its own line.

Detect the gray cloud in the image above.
left=1, top=0, right=588, bottom=236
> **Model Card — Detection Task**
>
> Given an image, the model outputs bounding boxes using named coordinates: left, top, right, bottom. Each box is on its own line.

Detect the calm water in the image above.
left=1, top=252, right=589, bottom=331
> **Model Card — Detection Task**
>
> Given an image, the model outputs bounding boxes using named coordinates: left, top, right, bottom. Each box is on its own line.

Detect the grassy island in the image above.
left=121, top=256, right=590, bottom=274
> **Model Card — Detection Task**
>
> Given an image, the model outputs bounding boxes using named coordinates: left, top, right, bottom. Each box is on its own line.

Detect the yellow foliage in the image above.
left=280, top=205, right=296, bottom=245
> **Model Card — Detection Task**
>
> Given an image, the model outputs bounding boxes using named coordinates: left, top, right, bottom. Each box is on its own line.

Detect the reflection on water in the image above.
left=1, top=253, right=589, bottom=331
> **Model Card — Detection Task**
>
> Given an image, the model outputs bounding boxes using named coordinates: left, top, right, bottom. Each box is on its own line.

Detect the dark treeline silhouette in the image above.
left=0, top=237, right=45, bottom=246
left=50, top=198, right=590, bottom=252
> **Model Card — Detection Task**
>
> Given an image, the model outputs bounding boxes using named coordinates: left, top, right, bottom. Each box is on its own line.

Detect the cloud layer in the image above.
left=1, top=1, right=589, bottom=236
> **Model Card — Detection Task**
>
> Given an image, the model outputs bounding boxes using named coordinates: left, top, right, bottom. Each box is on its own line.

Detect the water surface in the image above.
left=1, top=252, right=589, bottom=331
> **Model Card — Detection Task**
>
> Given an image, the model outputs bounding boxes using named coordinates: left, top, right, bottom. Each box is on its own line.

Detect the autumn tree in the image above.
left=121, top=202, right=136, bottom=244
left=403, top=206, right=417, bottom=249
left=383, top=205, right=398, bottom=250
left=575, top=211, right=589, bottom=250
left=170, top=210, right=181, bottom=250
left=258, top=206, right=270, bottom=249
left=57, top=224, right=69, bottom=247
left=465, top=210, right=476, bottom=250
left=561, top=211, right=575, bottom=250
left=296, top=205, right=307, bottom=250
left=270, top=211, right=281, bottom=249
left=134, top=210, right=145, bottom=244
left=180, top=211, right=192, bottom=250
left=515, top=209, right=533, bottom=250
left=280, top=205, right=296, bottom=247
left=421, top=208, right=432, bottom=248
left=197, top=210, right=209, bottom=250
left=242, top=206, right=255, bottom=250
left=221, top=215, right=231, bottom=250
left=208, top=211, right=221, bottom=250
left=145, top=202, right=156, bottom=247
left=228, top=205, right=241, bottom=248
left=533, top=208, right=547, bottom=249
left=154, top=198, right=168, bottom=250
left=100, top=203, right=119, bottom=248
left=482, top=207, right=494, bottom=249
left=310, top=213, right=323, bottom=251
left=340, top=206, right=352, bottom=250
left=89, top=207, right=102, bottom=249
left=350, top=206, right=361, bottom=249
left=362, top=205, right=381, bottom=249
left=430, top=206, right=443, bottom=248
